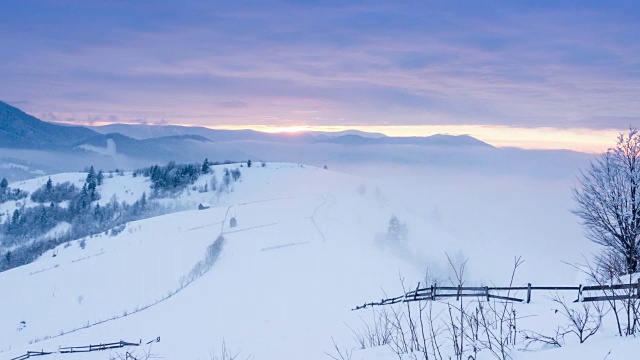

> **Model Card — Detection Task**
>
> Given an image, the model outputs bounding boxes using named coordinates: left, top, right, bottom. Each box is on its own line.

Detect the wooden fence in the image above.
left=353, top=280, right=640, bottom=310
left=9, top=339, right=149, bottom=360
left=9, top=351, right=53, bottom=360
left=59, top=340, right=141, bottom=353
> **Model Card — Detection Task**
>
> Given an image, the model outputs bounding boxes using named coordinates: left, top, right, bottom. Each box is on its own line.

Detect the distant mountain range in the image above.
left=6, top=99, right=589, bottom=183
left=88, top=123, right=388, bottom=141
left=87, top=123, right=493, bottom=148
left=0, top=99, right=494, bottom=154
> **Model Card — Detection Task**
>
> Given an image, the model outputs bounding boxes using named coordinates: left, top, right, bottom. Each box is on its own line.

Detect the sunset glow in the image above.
left=48, top=114, right=619, bottom=153
left=206, top=124, right=617, bottom=153
left=3, top=1, right=639, bottom=154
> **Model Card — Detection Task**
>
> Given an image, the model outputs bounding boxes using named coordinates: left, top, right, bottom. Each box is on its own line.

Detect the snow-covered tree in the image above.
left=86, top=166, right=96, bottom=184
left=231, top=168, right=242, bottom=181
left=387, top=215, right=408, bottom=242
left=223, top=168, right=231, bottom=188
left=202, top=158, right=211, bottom=174
left=96, top=170, right=104, bottom=185
left=573, top=128, right=640, bottom=275
left=0, top=180, right=28, bottom=204
left=210, top=174, right=218, bottom=192
left=31, top=180, right=79, bottom=203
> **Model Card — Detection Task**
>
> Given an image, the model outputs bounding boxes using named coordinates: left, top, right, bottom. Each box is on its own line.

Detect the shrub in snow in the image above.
left=110, top=224, right=126, bottom=237
left=206, top=339, right=246, bottom=360
left=180, top=235, right=226, bottom=288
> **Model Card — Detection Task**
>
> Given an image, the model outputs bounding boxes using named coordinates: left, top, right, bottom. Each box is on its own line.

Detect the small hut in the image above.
left=198, top=202, right=211, bottom=210
left=229, top=216, right=237, bottom=228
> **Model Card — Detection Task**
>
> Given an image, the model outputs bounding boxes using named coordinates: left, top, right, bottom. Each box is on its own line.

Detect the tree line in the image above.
left=0, top=159, right=245, bottom=272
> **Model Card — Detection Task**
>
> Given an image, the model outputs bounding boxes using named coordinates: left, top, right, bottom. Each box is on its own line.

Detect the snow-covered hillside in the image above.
left=1, top=164, right=418, bottom=359
left=1, top=163, right=638, bottom=359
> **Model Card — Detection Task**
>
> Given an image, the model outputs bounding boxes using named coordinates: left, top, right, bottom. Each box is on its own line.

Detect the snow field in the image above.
left=2, top=162, right=638, bottom=359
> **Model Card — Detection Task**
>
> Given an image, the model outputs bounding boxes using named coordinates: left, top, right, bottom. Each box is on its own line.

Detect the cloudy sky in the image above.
left=2, top=0, right=639, bottom=151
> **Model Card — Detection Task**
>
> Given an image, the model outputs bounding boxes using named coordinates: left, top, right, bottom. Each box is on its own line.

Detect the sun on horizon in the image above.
left=55, top=117, right=618, bottom=154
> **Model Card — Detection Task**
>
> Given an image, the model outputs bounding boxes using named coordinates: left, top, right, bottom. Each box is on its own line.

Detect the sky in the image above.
left=1, top=0, right=639, bottom=152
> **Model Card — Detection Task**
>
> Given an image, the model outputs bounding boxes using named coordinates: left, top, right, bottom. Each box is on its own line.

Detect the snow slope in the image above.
left=1, top=164, right=423, bottom=359
left=1, top=163, right=637, bottom=360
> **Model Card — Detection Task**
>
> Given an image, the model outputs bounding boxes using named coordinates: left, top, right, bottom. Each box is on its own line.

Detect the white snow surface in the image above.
left=1, top=163, right=638, bottom=359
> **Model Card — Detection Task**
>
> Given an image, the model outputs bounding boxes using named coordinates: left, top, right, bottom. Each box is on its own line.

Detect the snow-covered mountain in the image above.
left=89, top=123, right=492, bottom=148
left=1, top=100, right=594, bottom=186
left=0, top=100, right=97, bottom=149
left=0, top=101, right=248, bottom=178
left=89, top=124, right=387, bottom=141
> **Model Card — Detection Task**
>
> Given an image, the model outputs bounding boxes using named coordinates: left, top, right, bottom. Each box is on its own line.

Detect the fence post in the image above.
left=432, top=284, right=436, bottom=300
left=637, top=278, right=640, bottom=300
left=578, top=284, right=583, bottom=302
left=526, top=283, right=531, bottom=303
left=485, top=286, right=490, bottom=301
left=456, top=284, right=461, bottom=301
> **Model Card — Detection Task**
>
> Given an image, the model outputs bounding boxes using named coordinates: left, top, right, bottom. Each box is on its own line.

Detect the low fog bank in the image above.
left=1, top=138, right=594, bottom=181
left=218, top=140, right=593, bottom=180
left=0, top=141, right=598, bottom=285
left=332, top=149, right=598, bottom=285
left=0, top=148, right=147, bottom=181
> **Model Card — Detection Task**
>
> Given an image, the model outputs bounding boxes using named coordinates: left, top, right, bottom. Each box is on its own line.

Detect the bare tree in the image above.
left=324, top=337, right=354, bottom=360
left=573, top=128, right=640, bottom=275
left=551, top=294, right=603, bottom=344
left=347, top=308, right=393, bottom=349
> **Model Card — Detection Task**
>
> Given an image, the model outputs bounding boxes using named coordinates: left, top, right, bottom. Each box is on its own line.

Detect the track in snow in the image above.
left=223, top=222, right=278, bottom=235
left=261, top=241, right=310, bottom=252
left=308, top=195, right=328, bottom=242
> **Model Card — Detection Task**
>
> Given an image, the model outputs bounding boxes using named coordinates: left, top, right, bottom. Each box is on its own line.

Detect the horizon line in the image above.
left=52, top=120, right=618, bottom=154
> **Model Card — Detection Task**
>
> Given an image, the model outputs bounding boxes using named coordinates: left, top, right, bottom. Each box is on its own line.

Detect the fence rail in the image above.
left=59, top=340, right=140, bottom=353
left=353, top=280, right=640, bottom=310
left=9, top=351, right=53, bottom=360
left=9, top=338, right=156, bottom=360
